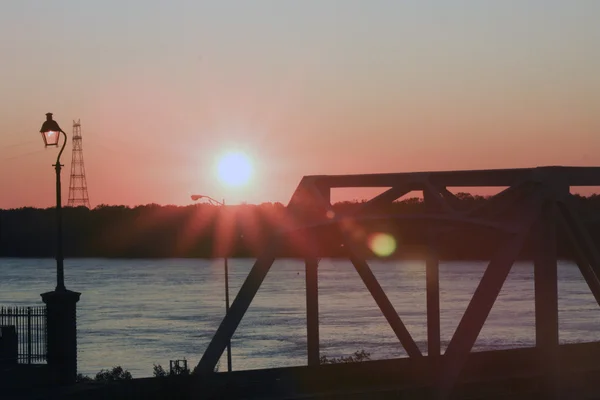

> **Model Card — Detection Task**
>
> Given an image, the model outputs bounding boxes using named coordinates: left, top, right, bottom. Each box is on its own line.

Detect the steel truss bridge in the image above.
left=194, top=166, right=600, bottom=399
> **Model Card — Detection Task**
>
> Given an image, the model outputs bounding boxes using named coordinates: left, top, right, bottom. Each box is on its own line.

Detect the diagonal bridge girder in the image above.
left=195, top=166, right=600, bottom=398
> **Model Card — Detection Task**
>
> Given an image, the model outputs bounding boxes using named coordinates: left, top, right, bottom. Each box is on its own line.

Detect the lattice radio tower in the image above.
left=67, top=119, right=91, bottom=208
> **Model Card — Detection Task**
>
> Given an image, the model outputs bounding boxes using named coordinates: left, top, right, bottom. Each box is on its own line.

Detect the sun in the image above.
left=216, top=151, right=254, bottom=187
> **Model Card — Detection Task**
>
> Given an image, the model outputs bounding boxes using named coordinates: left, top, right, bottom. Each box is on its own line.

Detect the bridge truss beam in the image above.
left=195, top=166, right=600, bottom=399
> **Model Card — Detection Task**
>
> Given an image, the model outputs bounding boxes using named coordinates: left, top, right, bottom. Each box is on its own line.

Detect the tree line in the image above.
left=1, top=194, right=600, bottom=260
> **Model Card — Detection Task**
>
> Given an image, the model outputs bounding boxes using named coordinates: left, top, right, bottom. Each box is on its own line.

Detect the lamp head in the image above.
left=40, top=113, right=63, bottom=147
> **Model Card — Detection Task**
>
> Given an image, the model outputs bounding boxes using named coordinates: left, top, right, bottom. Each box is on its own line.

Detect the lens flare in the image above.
left=368, top=233, right=397, bottom=257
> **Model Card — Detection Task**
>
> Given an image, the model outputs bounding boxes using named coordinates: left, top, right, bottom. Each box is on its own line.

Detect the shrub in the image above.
left=94, top=366, right=133, bottom=382
left=76, top=366, right=133, bottom=383
left=153, top=363, right=167, bottom=378
left=320, top=349, right=371, bottom=364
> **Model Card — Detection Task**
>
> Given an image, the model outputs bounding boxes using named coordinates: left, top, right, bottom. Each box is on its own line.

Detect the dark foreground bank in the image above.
left=4, top=342, right=600, bottom=400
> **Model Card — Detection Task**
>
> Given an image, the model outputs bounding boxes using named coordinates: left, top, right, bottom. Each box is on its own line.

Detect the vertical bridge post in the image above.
left=424, top=187, right=442, bottom=388
left=306, top=258, right=320, bottom=366
left=534, top=198, right=560, bottom=398
left=426, top=240, right=441, bottom=358
left=424, top=188, right=441, bottom=360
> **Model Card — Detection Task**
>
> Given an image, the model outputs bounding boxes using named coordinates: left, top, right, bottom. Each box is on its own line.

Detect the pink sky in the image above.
left=1, top=1, right=599, bottom=208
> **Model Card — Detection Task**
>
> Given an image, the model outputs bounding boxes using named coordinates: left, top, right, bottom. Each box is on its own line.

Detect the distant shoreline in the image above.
left=0, top=255, right=577, bottom=262
left=2, top=199, right=597, bottom=260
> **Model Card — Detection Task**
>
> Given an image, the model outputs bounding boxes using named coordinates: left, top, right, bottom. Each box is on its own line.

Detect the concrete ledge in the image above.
left=9, top=342, right=600, bottom=399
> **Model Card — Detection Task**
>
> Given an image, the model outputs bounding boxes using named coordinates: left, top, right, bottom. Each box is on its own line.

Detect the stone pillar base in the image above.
left=41, top=289, right=81, bottom=385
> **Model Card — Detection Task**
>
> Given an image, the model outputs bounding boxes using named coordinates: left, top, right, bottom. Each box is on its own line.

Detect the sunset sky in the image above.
left=1, top=1, right=599, bottom=208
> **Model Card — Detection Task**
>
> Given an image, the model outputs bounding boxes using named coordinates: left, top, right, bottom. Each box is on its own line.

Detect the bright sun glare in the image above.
left=216, top=151, right=254, bottom=187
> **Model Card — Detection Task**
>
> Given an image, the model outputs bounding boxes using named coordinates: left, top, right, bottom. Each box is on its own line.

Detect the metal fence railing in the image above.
left=0, top=306, right=47, bottom=364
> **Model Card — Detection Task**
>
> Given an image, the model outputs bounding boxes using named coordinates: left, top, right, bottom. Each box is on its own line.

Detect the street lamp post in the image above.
left=191, top=194, right=232, bottom=373
left=39, top=112, right=68, bottom=291
left=38, top=112, right=81, bottom=385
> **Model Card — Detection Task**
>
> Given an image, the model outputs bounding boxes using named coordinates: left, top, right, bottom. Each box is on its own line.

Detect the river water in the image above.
left=1, top=258, right=599, bottom=378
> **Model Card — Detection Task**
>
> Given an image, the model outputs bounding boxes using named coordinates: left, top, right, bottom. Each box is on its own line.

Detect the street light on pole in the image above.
left=191, top=194, right=225, bottom=207
left=39, top=112, right=82, bottom=385
left=191, top=194, right=232, bottom=372
left=39, top=112, right=68, bottom=291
